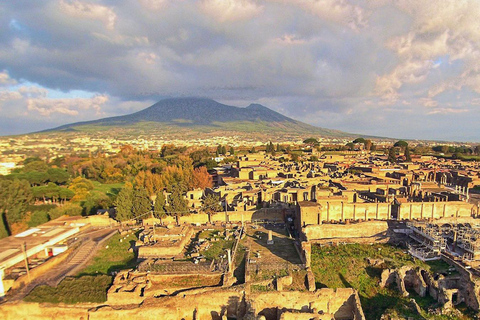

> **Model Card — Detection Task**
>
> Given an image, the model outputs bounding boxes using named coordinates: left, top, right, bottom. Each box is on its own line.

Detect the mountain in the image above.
left=47, top=97, right=352, bottom=138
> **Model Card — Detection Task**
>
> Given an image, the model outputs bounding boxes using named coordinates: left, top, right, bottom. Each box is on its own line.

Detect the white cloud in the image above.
left=200, top=0, right=263, bottom=22
left=0, top=71, right=17, bottom=86
left=27, top=94, right=108, bottom=117
left=59, top=0, right=117, bottom=30
left=276, top=0, right=368, bottom=31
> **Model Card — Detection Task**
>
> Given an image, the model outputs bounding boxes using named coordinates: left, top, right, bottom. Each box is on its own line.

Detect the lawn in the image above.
left=190, top=229, right=236, bottom=261
left=311, top=243, right=470, bottom=320
left=25, top=275, right=112, bottom=304
left=92, top=181, right=124, bottom=198
left=79, top=230, right=139, bottom=275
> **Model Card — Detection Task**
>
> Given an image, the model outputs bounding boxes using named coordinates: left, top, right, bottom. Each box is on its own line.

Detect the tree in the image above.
left=229, top=146, right=235, bottom=155
left=192, top=166, right=213, bottom=189
left=115, top=186, right=134, bottom=222
left=404, top=146, right=412, bottom=162
left=474, top=145, right=480, bottom=155
left=394, top=140, right=408, bottom=149
left=83, top=191, right=111, bottom=216
left=345, top=142, right=355, bottom=151
left=266, top=141, right=275, bottom=153
left=364, top=140, right=372, bottom=151
left=353, top=138, right=366, bottom=144
left=0, top=179, right=33, bottom=226
left=201, top=194, right=222, bottom=218
left=153, top=191, right=166, bottom=220
left=388, top=148, right=397, bottom=164
left=46, top=168, right=70, bottom=185
left=131, top=187, right=151, bottom=219
left=168, top=187, right=189, bottom=216
left=303, top=138, right=319, bottom=147
left=49, top=203, right=83, bottom=220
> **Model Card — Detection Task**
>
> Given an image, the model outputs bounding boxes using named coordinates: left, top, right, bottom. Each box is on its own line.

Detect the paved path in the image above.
left=3, top=228, right=118, bottom=302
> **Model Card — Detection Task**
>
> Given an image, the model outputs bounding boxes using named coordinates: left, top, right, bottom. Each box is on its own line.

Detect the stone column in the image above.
left=267, top=230, right=274, bottom=245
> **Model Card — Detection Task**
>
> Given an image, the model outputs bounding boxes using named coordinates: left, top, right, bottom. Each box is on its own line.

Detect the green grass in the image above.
left=202, top=238, right=235, bottom=261
left=79, top=231, right=138, bottom=275
left=92, top=181, right=124, bottom=198
left=310, top=243, right=467, bottom=320
left=25, top=275, right=112, bottom=304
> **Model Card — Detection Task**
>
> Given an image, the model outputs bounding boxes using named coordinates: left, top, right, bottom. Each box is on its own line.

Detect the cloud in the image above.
left=200, top=0, right=263, bottom=22
left=275, top=0, right=368, bottom=31
left=0, top=70, right=17, bottom=86
left=26, top=94, right=108, bottom=117
left=0, top=1, right=480, bottom=139
left=59, top=0, right=117, bottom=30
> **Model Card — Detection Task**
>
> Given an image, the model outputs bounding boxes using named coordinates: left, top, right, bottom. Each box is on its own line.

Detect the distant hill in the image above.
left=46, top=97, right=353, bottom=138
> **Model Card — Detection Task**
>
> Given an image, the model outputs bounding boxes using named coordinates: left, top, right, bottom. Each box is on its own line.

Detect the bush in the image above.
left=49, top=203, right=83, bottom=220
left=28, top=210, right=50, bottom=227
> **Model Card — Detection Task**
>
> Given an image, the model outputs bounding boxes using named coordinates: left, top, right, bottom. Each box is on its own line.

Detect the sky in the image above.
left=0, top=0, right=480, bottom=142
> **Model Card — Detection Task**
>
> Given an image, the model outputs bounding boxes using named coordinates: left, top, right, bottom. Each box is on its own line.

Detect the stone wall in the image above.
left=303, top=221, right=389, bottom=241
left=0, top=287, right=365, bottom=320
left=143, top=208, right=284, bottom=226
left=397, top=201, right=476, bottom=220
left=299, top=201, right=391, bottom=226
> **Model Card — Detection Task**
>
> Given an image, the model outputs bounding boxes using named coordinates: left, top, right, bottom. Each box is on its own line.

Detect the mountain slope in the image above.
left=48, top=97, right=350, bottom=137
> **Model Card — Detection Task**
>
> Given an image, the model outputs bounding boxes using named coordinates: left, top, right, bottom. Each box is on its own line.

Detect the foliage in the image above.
left=167, top=187, right=189, bottom=216
left=353, top=138, right=366, bottom=144
left=201, top=194, right=222, bottom=216
left=0, top=213, right=9, bottom=239
left=28, top=210, right=50, bottom=227
left=49, top=203, right=83, bottom=220
left=134, top=170, right=162, bottom=197
left=265, top=141, right=275, bottom=153
left=83, top=191, right=111, bottom=216
left=131, top=187, right=151, bottom=219
left=153, top=191, right=166, bottom=219
left=25, top=275, right=112, bottom=304
left=404, top=146, right=412, bottom=162
left=388, top=147, right=397, bottom=164
left=394, top=140, right=408, bottom=148
left=114, top=186, right=134, bottom=222
left=0, top=179, right=33, bottom=225
left=303, top=138, right=319, bottom=147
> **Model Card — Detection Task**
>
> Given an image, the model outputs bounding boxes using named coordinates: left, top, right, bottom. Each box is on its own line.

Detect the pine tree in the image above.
left=114, top=186, right=134, bottom=222
left=201, top=194, right=222, bottom=217
left=229, top=146, right=235, bottom=155
left=132, top=187, right=152, bottom=219
left=168, top=187, right=189, bottom=216
left=405, top=146, right=412, bottom=162
left=388, top=148, right=397, bottom=164
left=153, top=191, right=166, bottom=220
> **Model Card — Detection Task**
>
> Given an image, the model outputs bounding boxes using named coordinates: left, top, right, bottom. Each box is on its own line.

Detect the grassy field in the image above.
left=92, top=181, right=124, bottom=198
left=201, top=230, right=235, bottom=261
left=79, top=231, right=138, bottom=275
left=311, top=243, right=471, bottom=320
left=25, top=275, right=112, bottom=304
